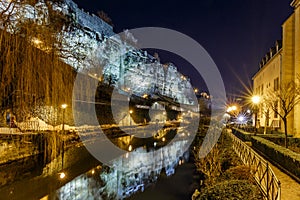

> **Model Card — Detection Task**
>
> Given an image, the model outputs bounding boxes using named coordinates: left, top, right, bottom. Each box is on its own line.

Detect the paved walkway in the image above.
left=268, top=162, right=300, bottom=200
left=229, top=129, right=300, bottom=200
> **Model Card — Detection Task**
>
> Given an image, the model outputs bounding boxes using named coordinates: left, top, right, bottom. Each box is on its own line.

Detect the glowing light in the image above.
left=142, top=94, right=148, bottom=98
left=194, top=88, right=198, bottom=93
left=154, top=142, right=157, bottom=147
left=61, top=104, right=67, bottom=109
left=238, top=116, right=245, bottom=122
left=247, top=109, right=251, bottom=114
left=252, top=95, right=260, bottom=104
left=32, top=38, right=42, bottom=45
left=162, top=137, right=166, bottom=142
left=129, top=110, right=133, bottom=114
left=128, top=145, right=132, bottom=151
left=59, top=172, right=66, bottom=179
left=227, top=105, right=237, bottom=113
left=91, top=170, right=95, bottom=175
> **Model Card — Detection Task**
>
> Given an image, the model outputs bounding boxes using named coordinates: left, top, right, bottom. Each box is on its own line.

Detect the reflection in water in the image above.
left=50, top=138, right=190, bottom=200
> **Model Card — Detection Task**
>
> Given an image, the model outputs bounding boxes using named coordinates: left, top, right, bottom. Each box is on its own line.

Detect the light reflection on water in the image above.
left=46, top=139, right=190, bottom=200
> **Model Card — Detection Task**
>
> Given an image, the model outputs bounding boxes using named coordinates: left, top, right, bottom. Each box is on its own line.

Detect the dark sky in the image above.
left=73, top=0, right=293, bottom=97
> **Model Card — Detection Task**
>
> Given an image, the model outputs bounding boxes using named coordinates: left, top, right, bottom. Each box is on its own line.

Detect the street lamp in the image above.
left=129, top=110, right=133, bottom=126
left=226, top=105, right=238, bottom=113
left=194, top=88, right=198, bottom=94
left=59, top=172, right=66, bottom=179
left=61, top=104, right=67, bottom=133
left=60, top=103, right=67, bottom=169
left=251, top=95, right=260, bottom=133
left=252, top=95, right=260, bottom=104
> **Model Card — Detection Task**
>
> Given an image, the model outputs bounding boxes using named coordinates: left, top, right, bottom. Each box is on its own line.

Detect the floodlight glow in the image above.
left=238, top=116, right=245, bottom=122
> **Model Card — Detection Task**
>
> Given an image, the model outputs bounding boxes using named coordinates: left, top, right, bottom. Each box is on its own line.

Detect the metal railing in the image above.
left=227, top=129, right=281, bottom=200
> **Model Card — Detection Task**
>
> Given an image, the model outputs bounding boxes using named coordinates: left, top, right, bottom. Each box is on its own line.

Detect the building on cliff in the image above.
left=0, top=0, right=197, bottom=125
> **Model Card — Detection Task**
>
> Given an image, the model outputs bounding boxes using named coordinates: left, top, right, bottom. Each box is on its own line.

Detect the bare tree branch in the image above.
left=263, top=77, right=300, bottom=147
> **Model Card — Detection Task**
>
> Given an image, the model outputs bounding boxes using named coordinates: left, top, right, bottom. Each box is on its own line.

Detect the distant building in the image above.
left=252, top=0, right=300, bottom=135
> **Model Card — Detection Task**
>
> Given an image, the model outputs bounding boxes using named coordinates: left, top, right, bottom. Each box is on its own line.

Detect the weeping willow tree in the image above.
left=0, top=0, right=80, bottom=126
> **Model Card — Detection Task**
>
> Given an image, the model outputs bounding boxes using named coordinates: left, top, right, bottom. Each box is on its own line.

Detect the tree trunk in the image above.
left=283, top=117, right=288, bottom=148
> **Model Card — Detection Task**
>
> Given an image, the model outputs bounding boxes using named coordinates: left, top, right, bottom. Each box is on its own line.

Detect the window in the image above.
left=274, top=77, right=279, bottom=91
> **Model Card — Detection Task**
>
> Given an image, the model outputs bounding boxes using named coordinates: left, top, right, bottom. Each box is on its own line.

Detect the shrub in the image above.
left=251, top=136, right=300, bottom=179
left=197, top=180, right=263, bottom=200
left=231, top=128, right=253, bottom=141
left=219, top=165, right=253, bottom=183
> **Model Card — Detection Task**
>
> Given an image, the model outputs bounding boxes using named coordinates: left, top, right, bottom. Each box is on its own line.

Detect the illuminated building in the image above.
left=252, top=0, right=300, bottom=135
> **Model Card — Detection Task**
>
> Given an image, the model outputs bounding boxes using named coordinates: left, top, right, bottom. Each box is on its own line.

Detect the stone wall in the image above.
left=65, top=0, right=114, bottom=37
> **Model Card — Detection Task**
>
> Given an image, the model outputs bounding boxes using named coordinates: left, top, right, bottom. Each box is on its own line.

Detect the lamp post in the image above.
left=129, top=110, right=133, bottom=126
left=251, top=95, right=260, bottom=133
left=61, top=104, right=67, bottom=134
left=60, top=104, right=67, bottom=169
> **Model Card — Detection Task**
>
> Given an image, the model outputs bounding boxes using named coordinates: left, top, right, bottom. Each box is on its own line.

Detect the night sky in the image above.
left=73, top=0, right=293, bottom=97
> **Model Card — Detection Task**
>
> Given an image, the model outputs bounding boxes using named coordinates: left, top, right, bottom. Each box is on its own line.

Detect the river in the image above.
left=0, top=127, right=197, bottom=200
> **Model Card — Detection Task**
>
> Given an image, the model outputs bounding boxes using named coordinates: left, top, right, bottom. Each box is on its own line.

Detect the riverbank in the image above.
left=0, top=144, right=100, bottom=199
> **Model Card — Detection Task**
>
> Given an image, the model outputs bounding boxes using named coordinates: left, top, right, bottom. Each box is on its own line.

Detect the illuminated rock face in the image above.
left=0, top=0, right=195, bottom=105
left=64, top=0, right=195, bottom=105
left=64, top=0, right=114, bottom=36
